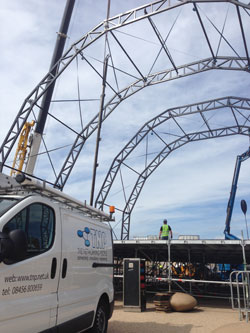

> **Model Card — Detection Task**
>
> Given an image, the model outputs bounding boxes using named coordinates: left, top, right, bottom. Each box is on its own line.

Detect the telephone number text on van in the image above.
left=12, top=283, right=43, bottom=295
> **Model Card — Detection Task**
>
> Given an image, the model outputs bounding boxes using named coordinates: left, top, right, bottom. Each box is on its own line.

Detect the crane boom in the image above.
left=25, top=0, right=75, bottom=175
left=224, top=147, right=250, bottom=239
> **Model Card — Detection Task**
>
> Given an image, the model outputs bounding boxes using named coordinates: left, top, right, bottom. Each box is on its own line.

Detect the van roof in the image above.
left=0, top=173, right=110, bottom=222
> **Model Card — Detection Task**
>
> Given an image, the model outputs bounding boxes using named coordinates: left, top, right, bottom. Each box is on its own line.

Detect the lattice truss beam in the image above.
left=94, top=96, right=250, bottom=239
left=0, top=0, right=249, bottom=186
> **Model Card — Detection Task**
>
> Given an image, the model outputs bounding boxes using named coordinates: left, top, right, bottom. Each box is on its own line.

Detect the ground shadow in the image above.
left=114, top=303, right=203, bottom=313
left=196, top=297, right=232, bottom=309
left=108, top=321, right=194, bottom=333
left=114, top=303, right=124, bottom=310
left=190, top=308, right=204, bottom=313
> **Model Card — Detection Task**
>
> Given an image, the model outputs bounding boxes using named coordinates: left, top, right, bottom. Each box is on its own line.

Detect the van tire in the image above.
left=90, top=302, right=108, bottom=333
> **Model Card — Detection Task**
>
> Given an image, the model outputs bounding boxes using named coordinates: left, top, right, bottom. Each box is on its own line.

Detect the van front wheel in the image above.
left=91, top=302, right=108, bottom=333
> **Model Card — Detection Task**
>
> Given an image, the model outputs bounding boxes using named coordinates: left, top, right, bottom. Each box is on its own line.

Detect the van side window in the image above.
left=3, top=203, right=55, bottom=257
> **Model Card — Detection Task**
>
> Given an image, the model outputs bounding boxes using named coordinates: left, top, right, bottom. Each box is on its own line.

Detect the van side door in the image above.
left=0, top=197, right=61, bottom=333
left=56, top=211, right=112, bottom=332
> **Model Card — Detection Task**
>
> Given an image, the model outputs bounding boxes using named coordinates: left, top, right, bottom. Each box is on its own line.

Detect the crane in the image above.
left=25, top=0, right=75, bottom=176
left=10, top=121, right=35, bottom=177
left=224, top=147, right=250, bottom=240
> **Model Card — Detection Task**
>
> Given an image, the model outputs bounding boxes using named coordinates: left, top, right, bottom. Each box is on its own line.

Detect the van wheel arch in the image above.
left=99, top=294, right=110, bottom=317
left=89, top=295, right=109, bottom=333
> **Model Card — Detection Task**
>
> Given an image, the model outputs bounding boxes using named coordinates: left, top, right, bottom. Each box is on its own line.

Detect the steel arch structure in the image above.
left=0, top=0, right=249, bottom=187
left=94, top=96, right=250, bottom=239
left=54, top=56, right=249, bottom=189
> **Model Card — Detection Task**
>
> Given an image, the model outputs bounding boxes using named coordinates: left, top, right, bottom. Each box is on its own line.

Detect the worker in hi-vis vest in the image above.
left=159, top=219, right=173, bottom=240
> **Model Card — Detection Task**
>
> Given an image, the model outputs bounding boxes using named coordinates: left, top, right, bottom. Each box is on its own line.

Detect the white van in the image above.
left=0, top=173, right=114, bottom=333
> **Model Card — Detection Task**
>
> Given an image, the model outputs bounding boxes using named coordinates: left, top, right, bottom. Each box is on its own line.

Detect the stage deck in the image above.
left=114, top=239, right=250, bottom=264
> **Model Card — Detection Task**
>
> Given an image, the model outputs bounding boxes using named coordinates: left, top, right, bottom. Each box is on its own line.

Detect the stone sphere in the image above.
left=170, top=292, right=197, bottom=311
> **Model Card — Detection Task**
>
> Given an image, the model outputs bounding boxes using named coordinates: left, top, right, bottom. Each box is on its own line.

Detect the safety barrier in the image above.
left=230, top=270, right=250, bottom=322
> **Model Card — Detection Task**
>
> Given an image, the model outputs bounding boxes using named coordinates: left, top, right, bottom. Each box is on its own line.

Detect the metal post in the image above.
left=188, top=248, right=192, bottom=294
left=25, top=0, right=75, bottom=175
left=168, top=237, right=172, bottom=292
left=90, top=56, right=109, bottom=206
left=244, top=215, right=249, bottom=240
left=241, top=232, right=247, bottom=272
left=241, top=233, right=249, bottom=317
left=155, top=254, right=158, bottom=280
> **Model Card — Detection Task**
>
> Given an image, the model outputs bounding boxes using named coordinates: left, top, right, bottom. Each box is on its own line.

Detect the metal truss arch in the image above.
left=55, top=56, right=249, bottom=189
left=95, top=96, right=250, bottom=208
left=121, top=125, right=250, bottom=240
left=0, top=0, right=249, bottom=183
left=93, top=96, right=250, bottom=240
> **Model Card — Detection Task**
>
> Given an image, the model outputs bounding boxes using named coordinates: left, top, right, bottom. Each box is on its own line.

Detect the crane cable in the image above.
left=148, top=9, right=182, bottom=77
left=197, top=4, right=246, bottom=64
left=216, top=5, right=229, bottom=57
left=76, top=55, right=84, bottom=130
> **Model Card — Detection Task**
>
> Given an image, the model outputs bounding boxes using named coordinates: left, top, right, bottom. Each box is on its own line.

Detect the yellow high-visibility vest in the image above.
left=162, top=224, right=169, bottom=237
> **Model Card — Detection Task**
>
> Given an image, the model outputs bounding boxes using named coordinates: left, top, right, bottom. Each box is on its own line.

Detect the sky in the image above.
left=1, top=0, right=250, bottom=240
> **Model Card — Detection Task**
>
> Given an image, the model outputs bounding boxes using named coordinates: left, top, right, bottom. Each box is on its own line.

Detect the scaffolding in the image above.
left=114, top=238, right=250, bottom=299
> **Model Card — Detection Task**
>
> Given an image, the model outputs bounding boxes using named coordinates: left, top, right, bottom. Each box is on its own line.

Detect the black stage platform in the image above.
left=114, top=239, right=250, bottom=264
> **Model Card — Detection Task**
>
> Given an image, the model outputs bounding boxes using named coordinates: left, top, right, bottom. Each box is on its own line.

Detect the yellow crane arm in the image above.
left=10, top=121, right=35, bottom=176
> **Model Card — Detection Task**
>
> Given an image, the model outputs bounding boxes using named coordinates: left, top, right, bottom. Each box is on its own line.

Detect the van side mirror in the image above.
left=0, top=232, right=13, bottom=262
left=0, top=230, right=27, bottom=263
left=9, top=229, right=27, bottom=260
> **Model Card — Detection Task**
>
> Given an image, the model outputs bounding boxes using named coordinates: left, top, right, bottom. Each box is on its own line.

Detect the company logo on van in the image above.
left=77, top=228, right=90, bottom=247
left=77, top=227, right=107, bottom=249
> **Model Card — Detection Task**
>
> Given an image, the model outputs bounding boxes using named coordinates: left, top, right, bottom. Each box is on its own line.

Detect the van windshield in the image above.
left=0, top=198, right=20, bottom=217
